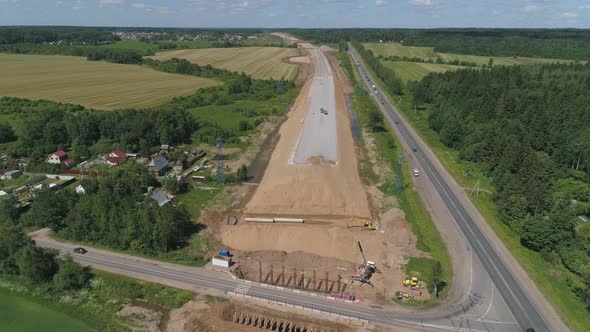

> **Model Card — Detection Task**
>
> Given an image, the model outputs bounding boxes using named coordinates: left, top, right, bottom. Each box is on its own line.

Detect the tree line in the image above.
left=292, top=29, right=590, bottom=61
left=0, top=223, right=91, bottom=291
left=0, top=26, right=119, bottom=45
left=352, top=42, right=403, bottom=95
left=411, top=63, right=590, bottom=308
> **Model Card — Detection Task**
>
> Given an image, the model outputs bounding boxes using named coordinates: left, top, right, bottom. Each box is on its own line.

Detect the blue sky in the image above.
left=1, top=0, right=590, bottom=28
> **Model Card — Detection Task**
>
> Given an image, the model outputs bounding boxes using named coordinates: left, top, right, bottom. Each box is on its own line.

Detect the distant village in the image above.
left=0, top=145, right=211, bottom=209
left=112, top=30, right=261, bottom=43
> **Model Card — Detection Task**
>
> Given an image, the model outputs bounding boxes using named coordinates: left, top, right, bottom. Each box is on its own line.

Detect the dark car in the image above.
left=526, top=329, right=535, bottom=332
left=412, top=146, right=418, bottom=152
left=73, top=247, right=87, bottom=254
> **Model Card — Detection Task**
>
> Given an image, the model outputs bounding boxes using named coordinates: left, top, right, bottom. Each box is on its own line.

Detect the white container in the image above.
left=212, top=255, right=231, bottom=268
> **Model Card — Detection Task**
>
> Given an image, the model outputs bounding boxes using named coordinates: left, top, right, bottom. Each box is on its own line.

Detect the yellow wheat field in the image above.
left=0, top=54, right=219, bottom=110
left=148, top=47, right=300, bottom=80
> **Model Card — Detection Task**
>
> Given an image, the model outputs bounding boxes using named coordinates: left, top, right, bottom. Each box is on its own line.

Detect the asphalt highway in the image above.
left=33, top=229, right=516, bottom=332
left=348, top=44, right=552, bottom=332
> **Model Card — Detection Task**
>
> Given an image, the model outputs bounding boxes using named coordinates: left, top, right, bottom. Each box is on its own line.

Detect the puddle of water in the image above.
left=345, top=95, right=361, bottom=143
left=247, top=117, right=286, bottom=184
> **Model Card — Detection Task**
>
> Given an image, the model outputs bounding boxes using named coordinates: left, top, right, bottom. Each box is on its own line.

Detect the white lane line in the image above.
left=479, top=320, right=520, bottom=325
left=394, top=319, right=488, bottom=332
left=479, top=283, right=495, bottom=321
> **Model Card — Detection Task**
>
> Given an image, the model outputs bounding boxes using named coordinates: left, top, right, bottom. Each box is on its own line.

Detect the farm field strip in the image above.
left=364, top=42, right=576, bottom=66
left=382, top=61, right=465, bottom=82
left=0, top=54, right=219, bottom=110
left=148, top=47, right=299, bottom=80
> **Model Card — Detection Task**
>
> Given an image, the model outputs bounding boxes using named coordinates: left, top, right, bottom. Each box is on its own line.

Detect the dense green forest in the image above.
left=293, top=29, right=590, bottom=60
left=0, top=26, right=119, bottom=44
left=411, top=63, right=590, bottom=308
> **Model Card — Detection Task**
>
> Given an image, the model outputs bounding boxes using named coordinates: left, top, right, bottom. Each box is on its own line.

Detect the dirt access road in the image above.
left=244, top=43, right=370, bottom=219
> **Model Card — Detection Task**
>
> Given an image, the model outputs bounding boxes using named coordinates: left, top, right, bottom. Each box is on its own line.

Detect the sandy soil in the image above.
left=289, top=56, right=311, bottom=64
left=222, top=201, right=428, bottom=302
left=244, top=46, right=370, bottom=219
left=217, top=46, right=430, bottom=303
left=165, top=298, right=375, bottom=332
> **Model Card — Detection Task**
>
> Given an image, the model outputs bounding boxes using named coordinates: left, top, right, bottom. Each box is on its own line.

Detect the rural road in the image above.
left=348, top=43, right=567, bottom=332
left=32, top=228, right=521, bottom=332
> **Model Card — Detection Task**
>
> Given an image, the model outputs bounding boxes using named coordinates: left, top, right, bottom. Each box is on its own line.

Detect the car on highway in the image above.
left=73, top=247, right=88, bottom=254
left=412, top=146, right=418, bottom=152
left=412, top=169, right=420, bottom=177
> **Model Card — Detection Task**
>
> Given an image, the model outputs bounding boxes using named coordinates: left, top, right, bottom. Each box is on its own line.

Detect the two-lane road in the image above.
left=348, top=43, right=565, bottom=332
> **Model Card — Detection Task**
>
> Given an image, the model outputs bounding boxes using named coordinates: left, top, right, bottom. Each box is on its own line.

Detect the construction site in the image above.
left=206, top=40, right=429, bottom=305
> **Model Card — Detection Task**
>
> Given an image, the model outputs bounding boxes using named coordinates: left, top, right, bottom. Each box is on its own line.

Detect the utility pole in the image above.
left=278, top=79, right=284, bottom=106
left=470, top=180, right=480, bottom=197
left=216, top=136, right=225, bottom=184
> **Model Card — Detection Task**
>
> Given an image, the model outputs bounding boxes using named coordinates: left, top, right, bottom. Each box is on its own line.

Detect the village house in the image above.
left=106, top=148, right=127, bottom=166
left=173, top=156, right=188, bottom=174
left=188, top=148, right=206, bottom=165
left=47, top=150, right=75, bottom=168
left=150, top=189, right=171, bottom=207
left=3, top=170, right=22, bottom=180
left=148, top=155, right=169, bottom=176
left=47, top=150, right=69, bottom=164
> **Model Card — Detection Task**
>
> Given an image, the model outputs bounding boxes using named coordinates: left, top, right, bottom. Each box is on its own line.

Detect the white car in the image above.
left=412, top=169, right=420, bottom=177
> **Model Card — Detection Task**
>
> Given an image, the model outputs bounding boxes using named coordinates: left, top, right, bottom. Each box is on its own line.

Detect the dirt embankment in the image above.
left=244, top=46, right=370, bottom=219
left=166, top=298, right=384, bottom=332
left=204, top=47, right=429, bottom=304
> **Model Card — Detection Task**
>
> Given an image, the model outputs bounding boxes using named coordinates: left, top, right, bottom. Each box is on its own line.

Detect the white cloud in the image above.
left=72, top=0, right=83, bottom=10
left=131, top=2, right=172, bottom=14
left=521, top=5, right=544, bottom=13
left=561, top=12, right=578, bottom=18
left=409, top=0, right=434, bottom=7
left=376, top=0, right=386, bottom=6
left=99, top=0, right=122, bottom=8
left=579, top=5, right=590, bottom=10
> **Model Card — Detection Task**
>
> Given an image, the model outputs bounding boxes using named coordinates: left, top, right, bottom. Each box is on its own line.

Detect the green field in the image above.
left=383, top=61, right=466, bottom=82
left=0, top=54, right=219, bottom=110
left=365, top=42, right=575, bottom=66
left=149, top=47, right=300, bottom=80
left=0, top=289, right=92, bottom=332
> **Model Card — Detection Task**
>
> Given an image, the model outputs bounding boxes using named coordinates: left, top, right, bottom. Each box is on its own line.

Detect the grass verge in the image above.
left=0, top=271, right=194, bottom=332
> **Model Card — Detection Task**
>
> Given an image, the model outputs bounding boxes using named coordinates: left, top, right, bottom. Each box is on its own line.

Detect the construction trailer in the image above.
left=212, top=255, right=232, bottom=268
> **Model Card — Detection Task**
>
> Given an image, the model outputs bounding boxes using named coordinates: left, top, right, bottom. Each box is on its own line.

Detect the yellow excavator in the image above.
left=403, top=276, right=425, bottom=289
left=348, top=217, right=377, bottom=230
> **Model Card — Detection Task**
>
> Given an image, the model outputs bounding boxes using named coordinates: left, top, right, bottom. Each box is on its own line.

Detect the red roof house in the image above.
left=106, top=149, right=127, bottom=166
left=47, top=150, right=69, bottom=165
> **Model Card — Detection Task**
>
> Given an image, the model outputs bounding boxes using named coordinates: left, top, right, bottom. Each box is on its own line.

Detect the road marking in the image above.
left=479, top=282, right=495, bottom=321
left=234, top=283, right=251, bottom=295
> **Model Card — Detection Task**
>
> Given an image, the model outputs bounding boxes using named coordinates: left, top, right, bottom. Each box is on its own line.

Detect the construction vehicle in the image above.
left=350, top=240, right=380, bottom=287
left=348, top=217, right=377, bottom=230
left=403, top=276, right=425, bottom=289
left=395, top=291, right=414, bottom=300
